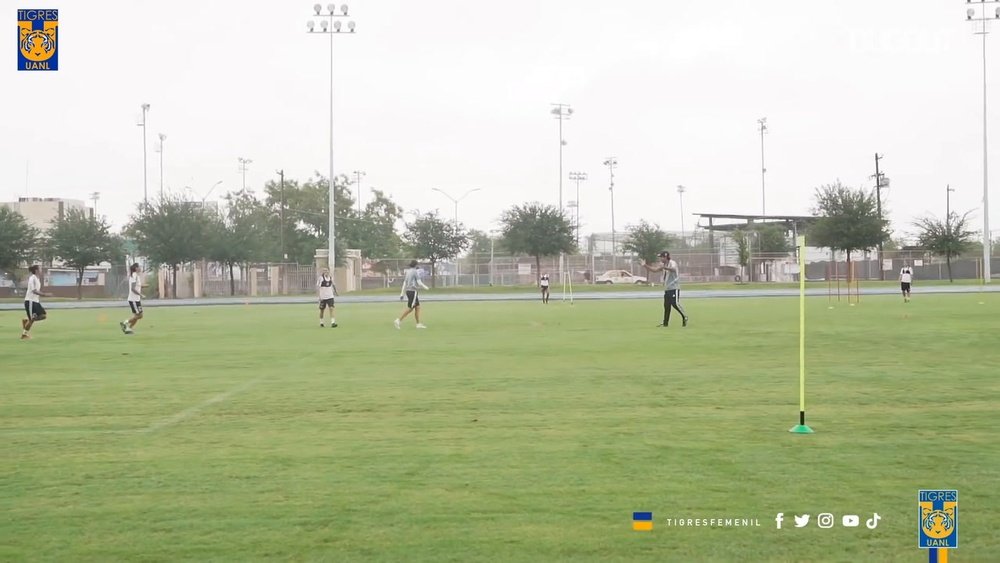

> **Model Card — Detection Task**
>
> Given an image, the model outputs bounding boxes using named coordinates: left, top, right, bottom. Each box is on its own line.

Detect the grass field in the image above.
left=2, top=293, right=998, bottom=562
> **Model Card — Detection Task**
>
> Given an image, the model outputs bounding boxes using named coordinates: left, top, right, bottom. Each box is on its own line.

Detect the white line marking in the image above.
left=140, top=377, right=263, bottom=434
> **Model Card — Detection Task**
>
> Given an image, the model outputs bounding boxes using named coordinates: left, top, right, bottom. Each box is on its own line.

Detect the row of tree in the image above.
left=0, top=177, right=983, bottom=297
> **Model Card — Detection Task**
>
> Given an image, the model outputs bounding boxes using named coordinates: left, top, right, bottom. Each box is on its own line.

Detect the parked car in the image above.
left=594, top=270, right=648, bottom=285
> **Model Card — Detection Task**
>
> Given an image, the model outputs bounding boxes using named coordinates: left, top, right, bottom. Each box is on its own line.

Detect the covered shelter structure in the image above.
left=693, top=212, right=818, bottom=278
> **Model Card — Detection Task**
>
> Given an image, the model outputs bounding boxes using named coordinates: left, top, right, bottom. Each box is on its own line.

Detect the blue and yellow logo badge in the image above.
left=632, top=512, right=653, bottom=531
left=17, top=9, right=59, bottom=71
left=919, top=490, right=958, bottom=549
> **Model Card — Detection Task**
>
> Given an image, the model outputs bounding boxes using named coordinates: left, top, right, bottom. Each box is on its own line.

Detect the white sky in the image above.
left=4, top=0, right=998, bottom=241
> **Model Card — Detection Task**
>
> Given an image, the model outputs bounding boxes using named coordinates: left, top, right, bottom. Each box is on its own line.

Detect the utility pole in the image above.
left=157, top=133, right=167, bottom=197
left=758, top=117, right=767, bottom=216
left=947, top=184, right=955, bottom=232
left=353, top=170, right=366, bottom=214
left=873, top=153, right=889, bottom=280
left=278, top=170, right=286, bottom=260
left=569, top=171, right=588, bottom=246
left=677, top=185, right=687, bottom=240
left=138, top=103, right=150, bottom=204
left=238, top=157, right=252, bottom=191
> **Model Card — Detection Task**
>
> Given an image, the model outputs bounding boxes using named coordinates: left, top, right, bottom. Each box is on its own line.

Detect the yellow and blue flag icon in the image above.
left=632, top=512, right=653, bottom=531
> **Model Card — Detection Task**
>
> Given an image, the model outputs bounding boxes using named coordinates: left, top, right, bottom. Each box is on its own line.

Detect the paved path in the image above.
left=2, top=285, right=996, bottom=311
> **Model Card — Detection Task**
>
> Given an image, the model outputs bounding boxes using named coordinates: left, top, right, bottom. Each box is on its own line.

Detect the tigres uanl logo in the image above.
left=918, top=490, right=958, bottom=550
left=17, top=9, right=59, bottom=71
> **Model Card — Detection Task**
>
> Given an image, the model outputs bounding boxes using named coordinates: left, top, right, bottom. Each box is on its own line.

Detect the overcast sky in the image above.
left=4, top=0, right=998, bottom=241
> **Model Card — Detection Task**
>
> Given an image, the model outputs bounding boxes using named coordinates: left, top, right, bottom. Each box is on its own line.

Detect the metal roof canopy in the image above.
left=694, top=212, right=817, bottom=232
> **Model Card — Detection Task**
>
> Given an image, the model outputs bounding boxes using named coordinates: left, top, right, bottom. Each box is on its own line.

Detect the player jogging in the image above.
left=642, top=251, right=689, bottom=328
left=317, top=267, right=339, bottom=327
left=540, top=273, right=550, bottom=304
left=899, top=263, right=914, bottom=303
left=121, top=263, right=144, bottom=335
left=21, top=265, right=51, bottom=340
left=394, top=260, right=429, bottom=329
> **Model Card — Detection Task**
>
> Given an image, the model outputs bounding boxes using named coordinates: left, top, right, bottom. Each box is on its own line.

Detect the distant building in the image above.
left=0, top=197, right=93, bottom=231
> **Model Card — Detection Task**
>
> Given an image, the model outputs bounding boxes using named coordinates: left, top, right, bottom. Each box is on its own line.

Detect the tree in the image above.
left=622, top=220, right=673, bottom=283
left=48, top=208, right=122, bottom=299
left=465, top=229, right=494, bottom=257
left=262, top=172, right=356, bottom=265
left=353, top=189, right=404, bottom=259
left=622, top=220, right=674, bottom=263
left=810, top=181, right=890, bottom=272
left=733, top=229, right=751, bottom=283
left=126, top=196, right=215, bottom=298
left=0, top=207, right=39, bottom=281
left=755, top=224, right=791, bottom=254
left=403, top=212, right=469, bottom=287
left=212, top=190, right=273, bottom=295
left=914, top=210, right=977, bottom=282
left=499, top=203, right=576, bottom=281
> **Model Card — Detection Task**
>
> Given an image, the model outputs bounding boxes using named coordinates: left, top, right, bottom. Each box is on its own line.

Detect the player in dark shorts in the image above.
left=899, top=264, right=913, bottom=303
left=21, top=265, right=51, bottom=340
left=540, top=274, right=550, bottom=304
left=317, top=267, right=338, bottom=327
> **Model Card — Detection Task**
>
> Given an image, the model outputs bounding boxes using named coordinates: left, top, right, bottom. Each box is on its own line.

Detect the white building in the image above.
left=0, top=197, right=93, bottom=231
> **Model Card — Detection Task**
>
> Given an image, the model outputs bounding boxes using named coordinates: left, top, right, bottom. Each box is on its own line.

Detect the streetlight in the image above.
left=432, top=187, right=481, bottom=286
left=90, top=191, right=100, bottom=218
left=677, top=185, right=687, bottom=240
left=965, top=0, right=999, bottom=284
left=157, top=133, right=167, bottom=198
left=308, top=3, right=357, bottom=270
left=137, top=103, right=150, bottom=204
left=603, top=157, right=618, bottom=269
left=757, top=117, right=767, bottom=216
left=237, top=157, right=252, bottom=191
left=353, top=169, right=366, bottom=213
left=569, top=171, right=587, bottom=246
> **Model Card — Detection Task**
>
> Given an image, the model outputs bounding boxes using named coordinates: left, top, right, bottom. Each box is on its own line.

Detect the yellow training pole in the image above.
left=790, top=235, right=814, bottom=433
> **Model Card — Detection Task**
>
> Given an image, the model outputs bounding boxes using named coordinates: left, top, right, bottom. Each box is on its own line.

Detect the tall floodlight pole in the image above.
left=677, top=185, right=687, bottom=240
left=569, top=171, right=588, bottom=246
left=551, top=104, right=572, bottom=287
left=157, top=133, right=167, bottom=197
left=238, top=157, right=253, bottom=191
left=603, top=157, right=618, bottom=269
left=947, top=184, right=956, bottom=231
left=550, top=104, right=573, bottom=211
left=432, top=188, right=481, bottom=286
left=308, top=3, right=357, bottom=269
left=353, top=169, right=366, bottom=213
left=138, top=103, right=150, bottom=204
left=90, top=192, right=100, bottom=218
left=758, top=117, right=768, bottom=216
left=965, top=0, right=999, bottom=283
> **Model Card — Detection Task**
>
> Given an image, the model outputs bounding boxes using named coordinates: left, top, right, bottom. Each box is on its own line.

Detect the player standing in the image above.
left=317, top=267, right=339, bottom=327
left=540, top=273, right=550, bottom=304
left=21, top=265, right=51, bottom=340
left=899, top=263, right=914, bottom=303
left=642, top=251, right=689, bottom=328
left=121, top=263, right=144, bottom=334
left=394, top=260, right=429, bottom=329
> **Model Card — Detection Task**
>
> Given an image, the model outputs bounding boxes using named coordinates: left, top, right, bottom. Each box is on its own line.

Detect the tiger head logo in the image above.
left=19, top=24, right=57, bottom=62
left=921, top=505, right=956, bottom=539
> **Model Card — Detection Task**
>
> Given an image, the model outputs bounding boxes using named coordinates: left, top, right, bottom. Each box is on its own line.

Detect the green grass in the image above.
left=1, top=294, right=997, bottom=562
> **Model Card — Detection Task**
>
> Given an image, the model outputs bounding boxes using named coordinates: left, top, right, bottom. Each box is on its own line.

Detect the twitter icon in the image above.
left=794, top=514, right=810, bottom=528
